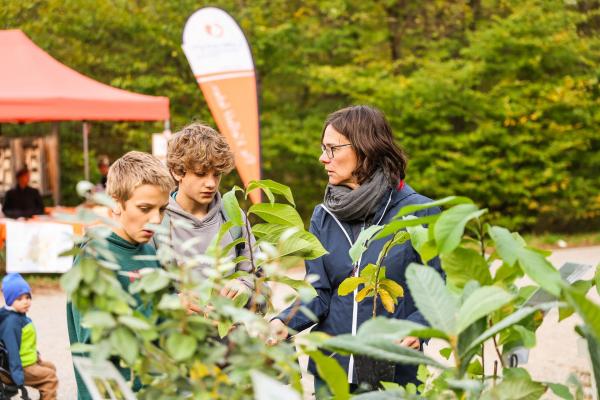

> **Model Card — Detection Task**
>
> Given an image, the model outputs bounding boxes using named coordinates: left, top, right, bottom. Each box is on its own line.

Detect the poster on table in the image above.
left=5, top=220, right=74, bottom=273
left=182, top=7, right=261, bottom=203
left=152, top=129, right=171, bottom=166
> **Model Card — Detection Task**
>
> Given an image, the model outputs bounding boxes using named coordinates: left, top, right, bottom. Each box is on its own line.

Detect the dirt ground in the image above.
left=18, top=246, right=600, bottom=399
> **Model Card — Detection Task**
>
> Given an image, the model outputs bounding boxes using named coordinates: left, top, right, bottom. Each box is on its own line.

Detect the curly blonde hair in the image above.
left=167, top=123, right=235, bottom=178
left=107, top=151, right=174, bottom=202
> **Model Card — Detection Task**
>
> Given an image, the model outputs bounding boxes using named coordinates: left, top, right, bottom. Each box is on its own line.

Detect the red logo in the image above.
left=204, top=23, right=224, bottom=38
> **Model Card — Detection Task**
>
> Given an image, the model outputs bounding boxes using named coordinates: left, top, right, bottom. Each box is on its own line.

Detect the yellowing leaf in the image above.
left=380, top=279, right=404, bottom=299
left=338, top=277, right=366, bottom=296
left=356, top=286, right=374, bottom=302
left=379, top=288, right=396, bottom=313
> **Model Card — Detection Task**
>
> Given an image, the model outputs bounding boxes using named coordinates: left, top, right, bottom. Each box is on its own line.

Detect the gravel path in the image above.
left=19, top=246, right=600, bottom=399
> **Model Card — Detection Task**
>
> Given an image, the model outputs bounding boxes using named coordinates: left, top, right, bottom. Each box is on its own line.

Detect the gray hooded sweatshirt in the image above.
left=165, top=192, right=256, bottom=285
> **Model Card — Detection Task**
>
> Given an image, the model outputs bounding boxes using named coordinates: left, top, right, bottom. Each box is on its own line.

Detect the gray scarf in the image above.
left=323, top=169, right=391, bottom=222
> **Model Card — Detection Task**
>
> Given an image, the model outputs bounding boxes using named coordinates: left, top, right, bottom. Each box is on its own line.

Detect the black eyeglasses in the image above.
left=321, top=143, right=352, bottom=159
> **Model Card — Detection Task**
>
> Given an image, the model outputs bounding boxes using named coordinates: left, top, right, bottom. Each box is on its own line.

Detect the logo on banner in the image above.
left=204, top=23, right=224, bottom=37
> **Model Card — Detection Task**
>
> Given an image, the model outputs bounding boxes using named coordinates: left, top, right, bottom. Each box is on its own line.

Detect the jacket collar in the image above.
left=371, top=182, right=416, bottom=223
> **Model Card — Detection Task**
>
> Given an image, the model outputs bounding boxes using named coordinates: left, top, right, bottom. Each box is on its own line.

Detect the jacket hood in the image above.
left=166, top=191, right=222, bottom=229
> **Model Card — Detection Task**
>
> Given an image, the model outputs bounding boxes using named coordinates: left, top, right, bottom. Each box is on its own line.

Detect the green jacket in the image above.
left=66, top=232, right=160, bottom=400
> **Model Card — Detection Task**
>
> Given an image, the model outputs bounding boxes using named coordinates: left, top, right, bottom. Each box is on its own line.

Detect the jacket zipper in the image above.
left=320, top=190, right=394, bottom=383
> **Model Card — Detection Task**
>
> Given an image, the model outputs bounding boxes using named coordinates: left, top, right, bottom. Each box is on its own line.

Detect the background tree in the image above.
left=1, top=0, right=598, bottom=232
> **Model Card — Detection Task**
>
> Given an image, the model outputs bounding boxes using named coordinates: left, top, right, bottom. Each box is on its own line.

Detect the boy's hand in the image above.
left=267, top=318, right=288, bottom=345
left=220, top=279, right=251, bottom=300
left=178, top=292, right=213, bottom=316
left=396, top=336, right=420, bottom=350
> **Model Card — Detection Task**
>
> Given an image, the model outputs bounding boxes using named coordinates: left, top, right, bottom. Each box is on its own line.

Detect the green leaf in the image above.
left=222, top=187, right=245, bottom=226
left=513, top=325, right=536, bottom=348
left=276, top=277, right=317, bottom=299
left=373, top=216, right=438, bottom=240
left=338, top=277, right=366, bottom=296
left=406, top=223, right=437, bottom=264
left=166, top=332, right=197, bottom=361
left=222, top=237, right=247, bottom=255
left=360, top=263, right=380, bottom=282
left=558, top=304, right=575, bottom=321
left=582, top=327, right=600, bottom=400
left=110, top=327, right=138, bottom=365
left=118, top=315, right=152, bottom=331
left=139, top=269, right=171, bottom=293
left=547, top=383, right=574, bottom=400
left=248, top=203, right=303, bottom=228
left=349, top=225, right=384, bottom=265
left=457, top=317, right=487, bottom=370
left=233, top=291, right=250, bottom=308
left=394, top=196, right=473, bottom=219
left=251, top=223, right=287, bottom=239
left=456, top=286, right=514, bottom=334
left=439, top=347, right=452, bottom=359
left=246, top=179, right=295, bottom=206
left=441, top=247, right=492, bottom=288
left=307, top=351, right=350, bottom=400
left=434, top=204, right=487, bottom=255
left=60, top=246, right=82, bottom=257
left=516, top=249, right=562, bottom=297
left=279, top=229, right=328, bottom=260
left=157, top=294, right=182, bottom=311
left=82, top=311, right=116, bottom=329
left=406, top=263, right=458, bottom=333
left=488, top=226, right=562, bottom=296
left=484, top=369, right=546, bottom=399
left=462, top=303, right=554, bottom=356
left=60, top=264, right=82, bottom=294
left=218, top=320, right=233, bottom=338
left=488, top=226, right=520, bottom=267
left=563, top=287, right=600, bottom=340
left=324, top=335, right=446, bottom=369
left=203, top=220, right=235, bottom=259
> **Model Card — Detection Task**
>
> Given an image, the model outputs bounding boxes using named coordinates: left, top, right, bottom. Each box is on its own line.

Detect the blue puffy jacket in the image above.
left=279, top=183, right=443, bottom=385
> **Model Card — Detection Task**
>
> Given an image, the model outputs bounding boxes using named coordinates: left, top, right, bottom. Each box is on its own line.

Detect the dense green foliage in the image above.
left=61, top=180, right=325, bottom=398
left=2, top=0, right=599, bottom=231
left=63, top=180, right=600, bottom=399
left=298, top=194, right=600, bottom=399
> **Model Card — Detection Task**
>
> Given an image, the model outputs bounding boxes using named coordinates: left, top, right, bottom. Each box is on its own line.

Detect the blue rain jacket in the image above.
left=279, top=183, right=443, bottom=385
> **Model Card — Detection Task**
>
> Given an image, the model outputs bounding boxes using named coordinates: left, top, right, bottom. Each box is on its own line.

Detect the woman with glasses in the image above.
left=270, top=105, right=443, bottom=397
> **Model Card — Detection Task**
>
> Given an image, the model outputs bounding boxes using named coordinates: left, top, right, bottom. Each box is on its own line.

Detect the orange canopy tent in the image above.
left=0, top=29, right=170, bottom=194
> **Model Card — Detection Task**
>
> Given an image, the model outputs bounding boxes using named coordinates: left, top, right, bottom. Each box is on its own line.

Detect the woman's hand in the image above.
left=267, top=318, right=289, bottom=345
left=397, top=336, right=420, bottom=350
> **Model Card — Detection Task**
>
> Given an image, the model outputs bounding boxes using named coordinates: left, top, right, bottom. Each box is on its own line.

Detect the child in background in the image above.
left=0, top=273, right=58, bottom=399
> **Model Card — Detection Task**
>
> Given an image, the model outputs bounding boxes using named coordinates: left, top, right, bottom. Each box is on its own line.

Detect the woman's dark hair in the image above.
left=322, top=105, right=408, bottom=185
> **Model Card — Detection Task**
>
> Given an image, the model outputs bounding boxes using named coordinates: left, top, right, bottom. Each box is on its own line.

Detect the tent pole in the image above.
left=52, top=123, right=61, bottom=205
left=83, top=122, right=90, bottom=181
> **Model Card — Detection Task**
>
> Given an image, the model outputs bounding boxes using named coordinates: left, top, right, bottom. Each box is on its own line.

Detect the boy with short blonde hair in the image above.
left=67, top=151, right=173, bottom=400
